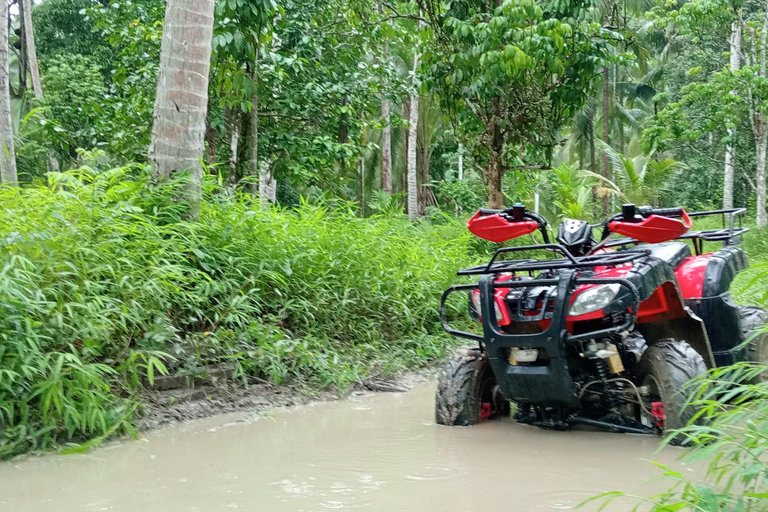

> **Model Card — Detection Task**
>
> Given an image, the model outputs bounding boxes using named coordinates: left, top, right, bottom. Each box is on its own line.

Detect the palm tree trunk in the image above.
left=148, top=0, right=215, bottom=216
left=407, top=95, right=419, bottom=219
left=381, top=84, right=392, bottom=192
left=21, top=0, right=42, bottom=98
left=0, top=0, right=17, bottom=185
left=227, top=107, right=241, bottom=190
left=18, top=0, right=27, bottom=95
left=248, top=65, right=259, bottom=198
left=756, top=128, right=767, bottom=227
left=21, top=0, right=60, bottom=174
left=205, top=98, right=217, bottom=168
left=601, top=66, right=610, bottom=215
left=258, top=160, right=276, bottom=207
left=379, top=0, right=392, bottom=194
left=724, top=22, right=742, bottom=210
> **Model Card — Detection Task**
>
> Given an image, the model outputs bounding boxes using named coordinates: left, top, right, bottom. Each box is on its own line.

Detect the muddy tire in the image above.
left=739, top=306, right=768, bottom=382
left=638, top=339, right=707, bottom=445
left=435, top=346, right=509, bottom=426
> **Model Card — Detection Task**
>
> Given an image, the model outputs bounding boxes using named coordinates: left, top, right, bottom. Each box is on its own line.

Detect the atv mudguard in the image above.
left=683, top=246, right=750, bottom=366
left=604, top=249, right=717, bottom=369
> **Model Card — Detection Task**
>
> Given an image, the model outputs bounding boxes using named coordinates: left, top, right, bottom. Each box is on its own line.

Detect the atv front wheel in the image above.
left=435, top=346, right=509, bottom=426
left=739, top=305, right=768, bottom=382
left=638, top=339, right=707, bottom=444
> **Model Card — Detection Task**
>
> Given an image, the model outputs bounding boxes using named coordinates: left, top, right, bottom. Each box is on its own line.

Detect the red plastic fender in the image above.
left=608, top=210, right=692, bottom=244
left=674, top=254, right=712, bottom=299
left=467, top=210, right=539, bottom=243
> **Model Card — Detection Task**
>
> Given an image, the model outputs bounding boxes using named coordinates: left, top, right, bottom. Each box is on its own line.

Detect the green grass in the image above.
left=0, top=166, right=481, bottom=457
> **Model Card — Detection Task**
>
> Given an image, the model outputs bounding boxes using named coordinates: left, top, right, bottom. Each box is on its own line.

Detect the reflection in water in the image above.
left=0, top=385, right=691, bottom=511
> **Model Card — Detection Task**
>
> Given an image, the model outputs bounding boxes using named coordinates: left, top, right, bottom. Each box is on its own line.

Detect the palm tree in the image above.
left=148, top=0, right=216, bottom=215
left=537, top=163, right=617, bottom=222
left=0, top=0, right=17, bottom=184
left=600, top=142, right=686, bottom=206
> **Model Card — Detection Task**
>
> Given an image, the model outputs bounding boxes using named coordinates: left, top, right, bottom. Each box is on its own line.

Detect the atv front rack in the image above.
left=439, top=271, right=640, bottom=344
left=439, top=272, right=640, bottom=407
left=457, top=243, right=650, bottom=276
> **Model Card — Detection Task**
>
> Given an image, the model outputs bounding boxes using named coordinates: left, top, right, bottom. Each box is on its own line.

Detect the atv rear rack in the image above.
left=457, top=244, right=650, bottom=276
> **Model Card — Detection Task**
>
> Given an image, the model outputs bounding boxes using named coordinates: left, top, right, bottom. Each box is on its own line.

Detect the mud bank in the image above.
left=139, top=371, right=431, bottom=430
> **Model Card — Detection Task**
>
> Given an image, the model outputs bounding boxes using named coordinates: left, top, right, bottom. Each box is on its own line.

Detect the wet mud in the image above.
left=0, top=384, right=694, bottom=511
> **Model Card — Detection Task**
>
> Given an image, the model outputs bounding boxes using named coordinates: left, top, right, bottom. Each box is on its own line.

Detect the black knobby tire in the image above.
left=638, top=339, right=707, bottom=444
left=739, top=305, right=768, bottom=382
left=435, top=346, right=509, bottom=426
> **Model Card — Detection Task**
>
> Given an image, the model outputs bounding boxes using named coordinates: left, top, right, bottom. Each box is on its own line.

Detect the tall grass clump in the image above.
left=585, top=363, right=768, bottom=511
left=0, top=166, right=476, bottom=457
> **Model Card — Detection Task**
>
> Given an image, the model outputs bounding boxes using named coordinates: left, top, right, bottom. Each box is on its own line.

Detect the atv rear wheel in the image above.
left=739, top=306, right=768, bottom=382
left=638, top=339, right=707, bottom=445
left=435, top=346, right=510, bottom=426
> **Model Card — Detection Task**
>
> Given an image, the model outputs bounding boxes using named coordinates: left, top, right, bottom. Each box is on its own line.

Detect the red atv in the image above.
left=437, top=203, right=767, bottom=439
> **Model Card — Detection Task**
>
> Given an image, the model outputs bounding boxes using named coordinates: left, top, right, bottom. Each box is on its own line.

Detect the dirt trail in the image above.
left=0, top=384, right=693, bottom=511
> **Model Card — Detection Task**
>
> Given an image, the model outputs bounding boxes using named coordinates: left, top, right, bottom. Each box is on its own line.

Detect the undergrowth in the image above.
left=0, top=166, right=477, bottom=457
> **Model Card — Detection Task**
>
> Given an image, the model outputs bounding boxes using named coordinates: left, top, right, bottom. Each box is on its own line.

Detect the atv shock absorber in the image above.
left=594, top=357, right=620, bottom=410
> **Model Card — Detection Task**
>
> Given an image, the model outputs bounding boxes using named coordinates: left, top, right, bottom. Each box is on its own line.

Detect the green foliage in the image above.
left=84, top=0, right=164, bottom=161
left=537, top=163, right=610, bottom=221
left=0, top=167, right=474, bottom=457
left=33, top=0, right=114, bottom=66
left=423, top=0, right=615, bottom=168
left=41, top=54, right=108, bottom=155
left=587, top=362, right=768, bottom=511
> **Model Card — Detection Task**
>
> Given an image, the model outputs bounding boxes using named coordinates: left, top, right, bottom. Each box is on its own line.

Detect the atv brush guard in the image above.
left=435, top=203, right=767, bottom=441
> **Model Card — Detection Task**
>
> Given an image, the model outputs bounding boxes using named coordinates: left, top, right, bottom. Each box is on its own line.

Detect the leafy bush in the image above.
left=587, top=363, right=768, bottom=511
left=0, top=167, right=476, bottom=457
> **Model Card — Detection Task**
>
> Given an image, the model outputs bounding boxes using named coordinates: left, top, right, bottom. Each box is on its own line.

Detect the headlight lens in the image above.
left=470, top=291, right=503, bottom=320
left=569, top=283, right=621, bottom=316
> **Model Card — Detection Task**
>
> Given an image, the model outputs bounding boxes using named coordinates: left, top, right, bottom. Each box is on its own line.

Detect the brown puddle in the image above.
left=0, top=384, right=694, bottom=511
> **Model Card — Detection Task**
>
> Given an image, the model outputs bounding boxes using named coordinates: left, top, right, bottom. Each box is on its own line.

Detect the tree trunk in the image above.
left=21, top=0, right=60, bottom=175
left=21, top=0, right=42, bottom=98
left=247, top=67, right=259, bottom=197
left=601, top=66, right=610, bottom=215
left=381, top=92, right=392, bottom=193
left=757, top=127, right=768, bottom=227
left=205, top=98, right=217, bottom=168
left=379, top=0, right=392, bottom=195
left=407, top=94, right=419, bottom=219
left=258, top=159, right=276, bottom=207
left=227, top=107, right=241, bottom=190
left=588, top=111, right=596, bottom=175
left=338, top=92, right=349, bottom=176
left=0, top=0, right=17, bottom=185
left=148, top=0, right=215, bottom=215
left=724, top=22, right=742, bottom=210
left=487, top=148, right=504, bottom=209
left=458, top=144, right=464, bottom=180
left=18, top=0, right=27, bottom=96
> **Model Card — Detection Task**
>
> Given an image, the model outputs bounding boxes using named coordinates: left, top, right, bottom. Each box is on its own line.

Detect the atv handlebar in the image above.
left=639, top=206, right=684, bottom=218
left=478, top=205, right=551, bottom=243
left=616, top=204, right=684, bottom=223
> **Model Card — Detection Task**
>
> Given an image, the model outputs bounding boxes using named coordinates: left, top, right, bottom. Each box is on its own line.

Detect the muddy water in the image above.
left=0, top=385, right=694, bottom=512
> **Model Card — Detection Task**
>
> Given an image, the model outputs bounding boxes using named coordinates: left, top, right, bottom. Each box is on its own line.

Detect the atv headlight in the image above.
left=569, top=284, right=621, bottom=316
left=470, top=291, right=502, bottom=320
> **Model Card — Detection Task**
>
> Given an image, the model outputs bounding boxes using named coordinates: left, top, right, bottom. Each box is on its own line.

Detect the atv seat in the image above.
left=640, top=242, right=691, bottom=269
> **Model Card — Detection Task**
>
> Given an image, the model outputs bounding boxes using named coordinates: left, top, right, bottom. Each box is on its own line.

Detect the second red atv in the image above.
left=437, top=203, right=768, bottom=440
